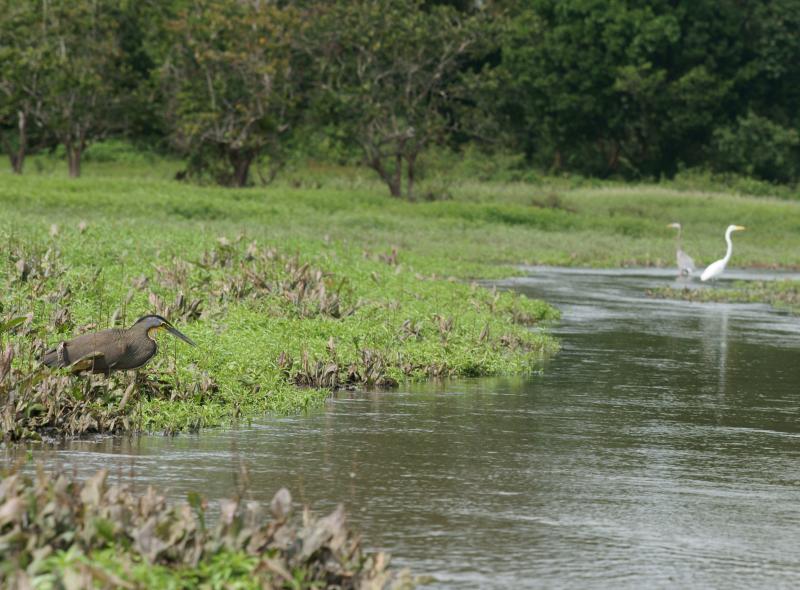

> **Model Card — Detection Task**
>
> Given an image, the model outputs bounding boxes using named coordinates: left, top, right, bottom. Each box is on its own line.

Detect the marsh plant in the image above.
left=647, top=280, right=800, bottom=314
left=1, top=233, right=557, bottom=441
left=0, top=467, right=413, bottom=589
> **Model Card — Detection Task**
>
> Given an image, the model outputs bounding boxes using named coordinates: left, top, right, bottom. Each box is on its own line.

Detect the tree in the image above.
left=29, top=0, right=125, bottom=177
left=496, top=0, right=800, bottom=180
left=161, top=0, right=303, bottom=187
left=499, top=1, right=688, bottom=176
left=0, top=1, right=50, bottom=174
left=313, top=0, right=489, bottom=199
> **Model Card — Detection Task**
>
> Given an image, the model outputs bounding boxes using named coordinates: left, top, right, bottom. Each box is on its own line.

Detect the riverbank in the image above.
left=1, top=170, right=560, bottom=442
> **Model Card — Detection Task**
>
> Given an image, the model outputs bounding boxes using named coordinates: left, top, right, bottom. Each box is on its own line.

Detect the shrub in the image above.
left=711, top=112, right=800, bottom=183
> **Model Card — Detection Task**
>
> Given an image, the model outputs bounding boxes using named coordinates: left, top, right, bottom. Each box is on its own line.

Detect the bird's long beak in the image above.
left=734, top=225, right=746, bottom=231
left=164, top=323, right=196, bottom=346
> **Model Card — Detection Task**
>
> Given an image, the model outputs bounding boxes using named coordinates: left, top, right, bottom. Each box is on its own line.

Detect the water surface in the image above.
left=7, top=268, right=800, bottom=588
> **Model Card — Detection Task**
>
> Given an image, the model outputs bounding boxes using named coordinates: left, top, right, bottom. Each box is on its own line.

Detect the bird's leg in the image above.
left=119, top=374, right=137, bottom=410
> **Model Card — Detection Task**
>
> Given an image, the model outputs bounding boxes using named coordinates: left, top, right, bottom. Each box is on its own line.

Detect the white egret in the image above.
left=666, top=222, right=695, bottom=277
left=700, top=225, right=746, bottom=282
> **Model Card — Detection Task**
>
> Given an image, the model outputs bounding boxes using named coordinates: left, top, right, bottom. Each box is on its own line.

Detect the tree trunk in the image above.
left=10, top=151, right=24, bottom=174
left=393, top=154, right=402, bottom=198
left=229, top=149, right=253, bottom=187
left=552, top=149, right=563, bottom=171
left=3, top=110, right=27, bottom=174
left=5, top=142, right=24, bottom=174
left=383, top=171, right=401, bottom=197
left=367, top=153, right=402, bottom=197
left=406, top=152, right=417, bottom=201
left=607, top=140, right=621, bottom=172
left=67, top=143, right=82, bottom=178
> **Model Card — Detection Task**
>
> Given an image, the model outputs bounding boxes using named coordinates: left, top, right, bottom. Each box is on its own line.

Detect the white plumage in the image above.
left=700, top=225, right=746, bottom=282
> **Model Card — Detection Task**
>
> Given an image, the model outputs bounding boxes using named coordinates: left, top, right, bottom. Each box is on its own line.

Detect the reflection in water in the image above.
left=698, top=305, right=730, bottom=403
left=718, top=308, right=729, bottom=398
left=5, top=268, right=800, bottom=589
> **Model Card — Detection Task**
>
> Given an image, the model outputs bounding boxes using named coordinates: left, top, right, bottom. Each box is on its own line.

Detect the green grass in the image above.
left=13, top=149, right=800, bottom=271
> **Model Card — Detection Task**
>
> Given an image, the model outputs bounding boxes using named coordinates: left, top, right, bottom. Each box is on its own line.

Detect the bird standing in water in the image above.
left=666, top=222, right=695, bottom=278
left=42, top=315, right=195, bottom=375
left=701, top=225, right=746, bottom=282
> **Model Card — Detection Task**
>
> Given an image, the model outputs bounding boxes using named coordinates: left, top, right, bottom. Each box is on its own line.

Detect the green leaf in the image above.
left=0, top=316, right=27, bottom=333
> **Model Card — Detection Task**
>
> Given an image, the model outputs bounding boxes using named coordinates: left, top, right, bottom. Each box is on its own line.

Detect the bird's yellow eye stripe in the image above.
left=147, top=326, right=163, bottom=339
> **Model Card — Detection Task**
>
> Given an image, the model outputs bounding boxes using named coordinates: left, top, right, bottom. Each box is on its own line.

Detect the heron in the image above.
left=666, top=222, right=695, bottom=277
left=41, top=314, right=195, bottom=375
left=700, top=225, right=746, bottom=282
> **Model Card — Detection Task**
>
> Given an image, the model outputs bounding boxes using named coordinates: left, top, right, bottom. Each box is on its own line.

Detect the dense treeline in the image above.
left=1, top=0, right=799, bottom=194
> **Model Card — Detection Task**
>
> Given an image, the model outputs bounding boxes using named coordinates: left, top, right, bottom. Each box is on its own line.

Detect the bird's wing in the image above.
left=677, top=249, right=695, bottom=272
left=701, top=259, right=724, bottom=281
left=69, top=351, right=106, bottom=373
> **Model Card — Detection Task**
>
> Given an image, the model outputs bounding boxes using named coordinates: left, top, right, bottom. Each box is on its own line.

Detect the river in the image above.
left=7, top=267, right=800, bottom=588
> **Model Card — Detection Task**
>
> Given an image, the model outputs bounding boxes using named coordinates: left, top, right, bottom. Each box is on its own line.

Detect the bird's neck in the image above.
left=129, top=322, right=159, bottom=348
left=723, top=229, right=735, bottom=263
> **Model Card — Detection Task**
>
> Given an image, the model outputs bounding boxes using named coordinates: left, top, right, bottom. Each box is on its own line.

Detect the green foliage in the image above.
left=311, top=0, right=493, bottom=198
left=670, top=167, right=798, bottom=199
left=3, top=0, right=800, bottom=185
left=711, top=112, right=800, bottom=183
left=495, top=0, right=800, bottom=182
left=161, top=0, right=303, bottom=187
left=0, top=469, right=412, bottom=588
left=421, top=145, right=538, bottom=184
left=0, top=0, right=54, bottom=173
left=22, top=0, right=126, bottom=177
left=81, top=139, right=159, bottom=165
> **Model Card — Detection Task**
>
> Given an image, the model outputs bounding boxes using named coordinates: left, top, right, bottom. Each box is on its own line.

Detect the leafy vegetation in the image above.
left=0, top=467, right=414, bottom=589
left=497, top=0, right=800, bottom=180
left=0, top=0, right=127, bottom=177
left=312, top=0, right=491, bottom=199
left=3, top=0, right=800, bottom=187
left=162, top=0, right=303, bottom=186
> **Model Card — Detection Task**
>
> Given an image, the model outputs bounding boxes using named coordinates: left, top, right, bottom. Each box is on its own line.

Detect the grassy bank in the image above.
left=15, top=145, right=800, bottom=270
left=0, top=167, right=560, bottom=442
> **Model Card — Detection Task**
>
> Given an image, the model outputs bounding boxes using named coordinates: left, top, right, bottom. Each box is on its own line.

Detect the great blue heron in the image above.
left=700, top=225, right=746, bottom=282
left=666, top=222, right=695, bottom=277
left=42, top=315, right=195, bottom=375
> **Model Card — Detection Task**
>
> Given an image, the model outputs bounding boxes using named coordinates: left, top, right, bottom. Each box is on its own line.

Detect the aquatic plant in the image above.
left=647, top=280, right=800, bottom=314
left=0, top=467, right=413, bottom=589
left=205, top=243, right=357, bottom=319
